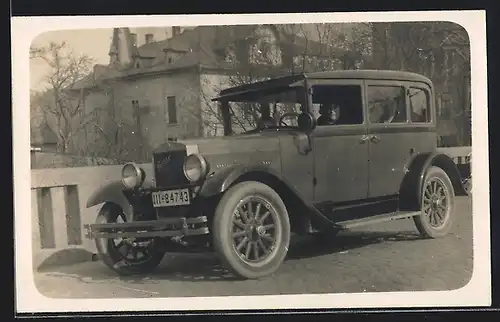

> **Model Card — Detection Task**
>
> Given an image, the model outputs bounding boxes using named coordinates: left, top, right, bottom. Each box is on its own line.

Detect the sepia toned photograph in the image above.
left=13, top=11, right=489, bottom=312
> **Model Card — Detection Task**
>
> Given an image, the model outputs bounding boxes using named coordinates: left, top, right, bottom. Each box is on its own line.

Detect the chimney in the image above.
left=172, top=26, right=181, bottom=37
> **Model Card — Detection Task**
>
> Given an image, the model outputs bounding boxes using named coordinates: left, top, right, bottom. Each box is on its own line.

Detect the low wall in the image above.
left=31, top=163, right=153, bottom=270
left=29, top=146, right=471, bottom=270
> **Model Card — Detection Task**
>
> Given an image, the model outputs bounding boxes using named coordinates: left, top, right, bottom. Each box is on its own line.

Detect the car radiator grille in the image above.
left=153, top=150, right=190, bottom=188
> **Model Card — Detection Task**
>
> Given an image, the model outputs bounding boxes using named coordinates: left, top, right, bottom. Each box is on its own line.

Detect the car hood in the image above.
left=154, top=131, right=289, bottom=155
left=153, top=131, right=288, bottom=173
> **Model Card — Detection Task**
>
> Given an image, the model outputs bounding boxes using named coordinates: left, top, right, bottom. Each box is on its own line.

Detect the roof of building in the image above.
left=72, top=25, right=344, bottom=91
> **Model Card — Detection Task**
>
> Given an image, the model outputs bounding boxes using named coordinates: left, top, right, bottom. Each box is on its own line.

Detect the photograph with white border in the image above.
left=13, top=10, right=489, bottom=313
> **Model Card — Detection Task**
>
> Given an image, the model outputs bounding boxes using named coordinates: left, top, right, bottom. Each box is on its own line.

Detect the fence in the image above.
left=29, top=147, right=471, bottom=270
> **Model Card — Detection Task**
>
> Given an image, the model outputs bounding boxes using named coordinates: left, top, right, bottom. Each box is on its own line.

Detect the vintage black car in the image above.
left=85, top=70, right=468, bottom=279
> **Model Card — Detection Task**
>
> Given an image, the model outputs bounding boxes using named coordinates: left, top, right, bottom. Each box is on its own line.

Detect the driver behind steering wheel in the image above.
left=257, top=114, right=276, bottom=129
left=257, top=101, right=276, bottom=129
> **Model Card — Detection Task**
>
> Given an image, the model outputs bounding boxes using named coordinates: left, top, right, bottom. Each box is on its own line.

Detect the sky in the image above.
left=30, top=29, right=114, bottom=91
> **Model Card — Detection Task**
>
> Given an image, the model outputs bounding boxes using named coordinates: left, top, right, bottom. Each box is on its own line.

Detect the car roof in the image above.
left=306, top=70, right=432, bottom=83
left=213, top=70, right=433, bottom=101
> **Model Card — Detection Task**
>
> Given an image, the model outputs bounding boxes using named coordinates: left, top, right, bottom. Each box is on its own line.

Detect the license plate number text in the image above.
left=152, top=189, right=190, bottom=207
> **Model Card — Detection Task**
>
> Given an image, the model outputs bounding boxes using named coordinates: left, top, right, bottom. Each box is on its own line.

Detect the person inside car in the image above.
left=317, top=103, right=339, bottom=126
left=257, top=114, right=277, bottom=129
left=256, top=101, right=277, bottom=129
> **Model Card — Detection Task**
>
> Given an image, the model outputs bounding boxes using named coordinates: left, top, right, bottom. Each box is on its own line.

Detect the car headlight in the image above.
left=121, top=162, right=145, bottom=189
left=183, top=154, right=208, bottom=182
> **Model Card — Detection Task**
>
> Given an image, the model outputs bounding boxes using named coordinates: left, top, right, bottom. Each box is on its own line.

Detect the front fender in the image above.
left=199, top=164, right=340, bottom=229
left=86, top=180, right=156, bottom=220
left=199, top=164, right=286, bottom=197
left=399, top=152, right=468, bottom=211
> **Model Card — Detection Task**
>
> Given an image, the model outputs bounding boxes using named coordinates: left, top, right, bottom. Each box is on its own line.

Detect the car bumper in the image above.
left=84, top=216, right=209, bottom=240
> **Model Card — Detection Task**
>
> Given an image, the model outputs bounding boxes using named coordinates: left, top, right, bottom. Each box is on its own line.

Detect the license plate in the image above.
left=152, top=189, right=190, bottom=207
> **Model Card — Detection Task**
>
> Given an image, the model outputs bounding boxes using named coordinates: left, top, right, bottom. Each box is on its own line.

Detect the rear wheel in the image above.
left=94, top=203, right=165, bottom=276
left=413, top=166, right=455, bottom=238
left=212, top=181, right=291, bottom=279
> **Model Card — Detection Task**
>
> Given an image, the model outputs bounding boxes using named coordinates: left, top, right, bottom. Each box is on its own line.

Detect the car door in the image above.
left=279, top=131, right=315, bottom=203
left=308, top=79, right=369, bottom=204
left=406, top=81, right=437, bottom=155
left=365, top=79, right=421, bottom=198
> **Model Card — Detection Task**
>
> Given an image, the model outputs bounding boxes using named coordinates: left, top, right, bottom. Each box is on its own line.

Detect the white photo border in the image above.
left=13, top=10, right=490, bottom=313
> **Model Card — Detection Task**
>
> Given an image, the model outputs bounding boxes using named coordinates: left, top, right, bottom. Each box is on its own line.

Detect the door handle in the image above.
left=359, top=135, right=370, bottom=144
left=370, top=135, right=381, bottom=143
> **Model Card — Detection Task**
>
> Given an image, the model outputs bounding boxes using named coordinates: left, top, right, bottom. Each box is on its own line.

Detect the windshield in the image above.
left=223, top=86, right=307, bottom=135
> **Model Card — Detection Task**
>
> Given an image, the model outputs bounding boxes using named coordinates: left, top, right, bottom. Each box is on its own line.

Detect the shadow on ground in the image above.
left=37, top=229, right=425, bottom=284
left=287, top=230, right=423, bottom=260
left=36, top=248, right=94, bottom=271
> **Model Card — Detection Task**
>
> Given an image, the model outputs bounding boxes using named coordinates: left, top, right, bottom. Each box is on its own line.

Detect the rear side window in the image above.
left=367, top=85, right=407, bottom=124
left=409, top=87, right=431, bottom=123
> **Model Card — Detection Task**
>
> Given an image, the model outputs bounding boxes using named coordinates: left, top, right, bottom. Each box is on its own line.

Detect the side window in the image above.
left=409, top=87, right=431, bottom=123
left=311, top=84, right=363, bottom=126
left=367, top=85, right=407, bottom=124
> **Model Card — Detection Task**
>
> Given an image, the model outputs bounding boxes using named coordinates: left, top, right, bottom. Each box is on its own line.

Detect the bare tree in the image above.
left=370, top=22, right=471, bottom=145
left=371, top=22, right=469, bottom=77
left=30, top=41, right=96, bottom=153
left=30, top=90, right=45, bottom=128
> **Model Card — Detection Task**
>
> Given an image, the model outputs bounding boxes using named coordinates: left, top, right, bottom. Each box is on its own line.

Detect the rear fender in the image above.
left=399, top=152, right=468, bottom=210
left=86, top=180, right=155, bottom=221
left=199, top=165, right=340, bottom=230
left=425, top=153, right=468, bottom=196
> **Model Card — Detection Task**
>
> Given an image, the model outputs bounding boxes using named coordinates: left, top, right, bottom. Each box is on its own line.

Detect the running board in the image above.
left=337, top=211, right=421, bottom=229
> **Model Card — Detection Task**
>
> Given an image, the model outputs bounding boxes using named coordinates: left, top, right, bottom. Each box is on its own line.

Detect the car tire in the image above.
left=463, top=176, right=472, bottom=194
left=212, top=181, right=291, bottom=279
left=94, top=203, right=165, bottom=276
left=413, top=166, right=455, bottom=239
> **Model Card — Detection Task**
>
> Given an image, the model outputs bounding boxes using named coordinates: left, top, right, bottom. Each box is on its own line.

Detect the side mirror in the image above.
left=297, top=113, right=316, bottom=131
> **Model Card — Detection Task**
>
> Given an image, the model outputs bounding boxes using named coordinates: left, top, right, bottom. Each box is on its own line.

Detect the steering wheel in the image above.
left=279, top=112, right=301, bottom=127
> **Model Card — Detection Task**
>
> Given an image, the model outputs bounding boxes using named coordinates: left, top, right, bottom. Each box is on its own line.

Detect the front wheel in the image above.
left=212, top=181, right=291, bottom=279
left=94, top=203, right=165, bottom=276
left=413, top=166, right=455, bottom=238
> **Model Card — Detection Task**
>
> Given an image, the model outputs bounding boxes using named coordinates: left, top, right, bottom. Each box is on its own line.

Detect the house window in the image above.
left=172, top=26, right=181, bottom=37
left=92, top=108, right=100, bottom=136
left=409, top=87, right=431, bottom=123
left=248, top=27, right=282, bottom=66
left=130, top=33, right=137, bottom=47
left=145, top=33, right=154, bottom=44
left=167, top=96, right=177, bottom=124
left=132, top=100, right=140, bottom=124
left=224, top=45, right=237, bottom=64
left=367, top=85, right=408, bottom=124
